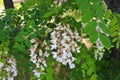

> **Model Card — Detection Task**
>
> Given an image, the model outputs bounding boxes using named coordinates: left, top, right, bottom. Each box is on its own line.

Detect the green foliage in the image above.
left=100, top=33, right=111, bottom=49
left=104, top=10, right=120, bottom=49
left=84, top=21, right=97, bottom=34
left=0, top=0, right=120, bottom=80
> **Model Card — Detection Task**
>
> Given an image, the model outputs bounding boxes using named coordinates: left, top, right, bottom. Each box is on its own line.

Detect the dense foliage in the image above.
left=0, top=0, right=120, bottom=80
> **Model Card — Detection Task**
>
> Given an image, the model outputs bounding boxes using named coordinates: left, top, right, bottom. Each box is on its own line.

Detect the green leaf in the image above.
left=44, top=12, right=55, bottom=18
left=99, top=22, right=111, bottom=35
left=2, top=52, right=7, bottom=57
left=71, top=69, right=77, bottom=78
left=82, top=11, right=94, bottom=23
left=90, top=74, right=97, bottom=80
left=18, top=44, right=25, bottom=52
left=0, top=31, right=7, bottom=41
left=110, top=25, right=119, bottom=32
left=84, top=21, right=97, bottom=34
left=46, top=74, right=53, bottom=80
left=112, top=37, right=118, bottom=42
left=15, top=35, right=24, bottom=42
left=24, top=39, right=31, bottom=48
left=47, top=61, right=55, bottom=66
left=25, top=27, right=34, bottom=33
left=77, top=0, right=90, bottom=10
left=90, top=31, right=98, bottom=43
left=104, top=9, right=112, bottom=19
left=93, top=4, right=104, bottom=19
left=100, top=33, right=111, bottom=49
left=110, top=17, right=117, bottom=26
left=46, top=67, right=54, bottom=74
left=111, top=32, right=118, bottom=37
left=87, top=68, right=93, bottom=76
left=116, top=41, right=120, bottom=49
left=0, top=59, right=6, bottom=64
left=75, top=57, right=81, bottom=64
left=81, top=63, right=87, bottom=69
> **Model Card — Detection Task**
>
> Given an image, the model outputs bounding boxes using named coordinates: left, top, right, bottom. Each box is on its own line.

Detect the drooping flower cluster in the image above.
left=29, top=39, right=49, bottom=78
left=0, top=51, right=17, bottom=80
left=5, top=56, right=18, bottom=80
left=50, top=23, right=80, bottom=69
left=53, top=0, right=68, bottom=6
left=95, top=38, right=105, bottom=60
left=94, top=20, right=107, bottom=60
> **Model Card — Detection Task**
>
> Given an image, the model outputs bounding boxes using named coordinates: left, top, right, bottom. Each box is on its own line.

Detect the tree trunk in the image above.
left=3, top=0, right=14, bottom=9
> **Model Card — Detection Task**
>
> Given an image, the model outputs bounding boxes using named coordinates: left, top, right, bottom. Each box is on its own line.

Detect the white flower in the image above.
left=4, top=56, right=17, bottom=80
left=39, top=49, right=43, bottom=56
left=53, top=0, right=68, bottom=6
left=30, top=39, right=36, bottom=43
left=29, top=39, right=50, bottom=78
left=51, top=44, right=57, bottom=50
left=76, top=47, right=80, bottom=53
left=95, top=39, right=105, bottom=60
left=69, top=63, right=75, bottom=69
left=0, top=62, right=4, bottom=68
left=33, top=69, right=41, bottom=78
left=8, top=77, right=13, bottom=80
left=50, top=23, right=81, bottom=69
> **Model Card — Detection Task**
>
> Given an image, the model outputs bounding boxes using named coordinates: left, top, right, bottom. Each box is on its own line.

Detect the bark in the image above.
left=3, top=0, right=14, bottom=9
left=104, top=0, right=120, bottom=13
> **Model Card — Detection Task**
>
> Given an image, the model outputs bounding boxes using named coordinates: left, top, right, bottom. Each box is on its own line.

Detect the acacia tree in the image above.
left=0, top=0, right=120, bottom=80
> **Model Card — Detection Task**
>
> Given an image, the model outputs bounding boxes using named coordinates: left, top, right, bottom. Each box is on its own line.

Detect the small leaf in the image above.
left=47, top=61, right=55, bottom=66
left=46, top=74, right=53, bottom=80
left=87, top=68, right=93, bottom=76
left=82, top=11, right=94, bottom=23
left=90, top=74, right=97, bottom=80
left=111, top=32, right=118, bottom=37
left=18, top=44, right=25, bottom=52
left=90, top=31, right=98, bottom=43
left=110, top=25, right=119, bottom=32
left=24, top=39, right=31, bottom=48
left=75, top=57, right=81, bottom=64
left=100, top=33, right=111, bottom=49
left=71, top=69, right=77, bottom=78
left=81, top=63, right=87, bottom=69
left=116, top=41, right=120, bottom=49
left=77, top=0, right=90, bottom=10
left=44, top=12, right=55, bottom=18
left=0, top=59, right=6, bottom=64
left=46, top=67, right=54, bottom=74
left=0, top=31, right=7, bottom=41
left=15, top=35, right=24, bottom=42
left=104, top=9, right=112, bottom=19
left=110, top=17, right=117, bottom=26
left=84, top=21, right=97, bottom=34
left=112, top=37, right=118, bottom=42
left=99, top=22, right=111, bottom=35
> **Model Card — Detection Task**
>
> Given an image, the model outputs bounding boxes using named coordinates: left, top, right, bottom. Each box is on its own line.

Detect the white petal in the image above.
left=8, top=77, right=13, bottom=80
left=0, top=62, right=4, bottom=68
left=70, top=63, right=75, bottom=69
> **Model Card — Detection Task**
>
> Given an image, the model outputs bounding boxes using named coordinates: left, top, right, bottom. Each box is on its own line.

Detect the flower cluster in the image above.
left=29, top=39, right=49, bottom=78
left=5, top=56, right=18, bottom=80
left=0, top=51, right=17, bottom=80
left=50, top=23, right=80, bottom=69
left=94, top=20, right=107, bottom=60
left=53, top=0, right=68, bottom=6
left=95, top=38, right=105, bottom=60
